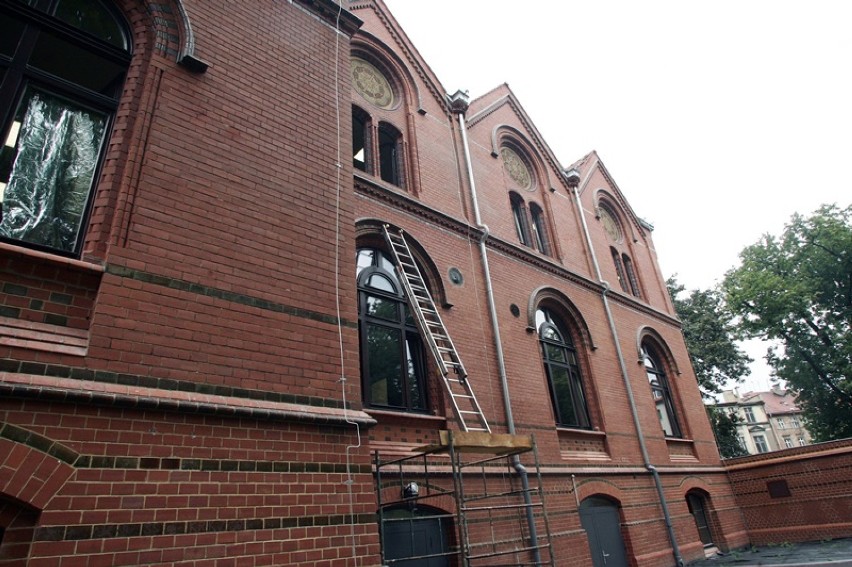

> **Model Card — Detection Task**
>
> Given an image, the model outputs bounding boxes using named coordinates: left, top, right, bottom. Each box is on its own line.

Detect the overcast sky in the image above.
left=382, top=0, right=850, bottom=390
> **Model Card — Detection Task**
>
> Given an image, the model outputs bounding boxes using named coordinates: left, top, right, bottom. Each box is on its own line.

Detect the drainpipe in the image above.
left=450, top=90, right=541, bottom=564
left=566, top=167, right=684, bottom=567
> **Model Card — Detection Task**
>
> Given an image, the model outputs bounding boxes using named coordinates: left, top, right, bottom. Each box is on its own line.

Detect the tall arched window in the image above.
left=643, top=343, right=682, bottom=437
left=611, top=247, right=629, bottom=293
left=357, top=247, right=427, bottom=411
left=351, top=55, right=408, bottom=190
left=510, top=192, right=531, bottom=246
left=352, top=106, right=371, bottom=173
left=0, top=0, right=131, bottom=256
left=622, top=254, right=641, bottom=298
left=378, top=122, right=403, bottom=187
left=537, top=307, right=591, bottom=429
left=529, top=202, right=551, bottom=256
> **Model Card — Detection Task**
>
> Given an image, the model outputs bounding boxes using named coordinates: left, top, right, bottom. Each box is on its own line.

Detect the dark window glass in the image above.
left=0, top=0, right=130, bottom=256
left=537, top=307, right=591, bottom=429
left=29, top=29, right=127, bottom=96
left=643, top=344, right=682, bottom=437
left=352, top=106, right=369, bottom=173
left=510, top=192, right=531, bottom=246
left=54, top=0, right=128, bottom=49
left=530, top=203, right=550, bottom=255
left=611, top=247, right=629, bottom=292
left=378, top=123, right=402, bottom=186
left=0, top=13, right=26, bottom=56
left=358, top=247, right=427, bottom=412
left=623, top=254, right=641, bottom=298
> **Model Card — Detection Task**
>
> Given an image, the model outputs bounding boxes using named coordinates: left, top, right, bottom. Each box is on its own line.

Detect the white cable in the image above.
left=331, top=4, right=362, bottom=566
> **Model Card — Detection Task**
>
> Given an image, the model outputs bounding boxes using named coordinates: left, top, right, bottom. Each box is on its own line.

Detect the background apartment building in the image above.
left=716, top=388, right=812, bottom=455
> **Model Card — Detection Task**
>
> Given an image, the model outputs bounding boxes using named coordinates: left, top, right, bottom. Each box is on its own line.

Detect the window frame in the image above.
left=622, top=253, right=641, bottom=298
left=529, top=202, right=551, bottom=256
left=642, top=343, right=682, bottom=438
left=0, top=0, right=131, bottom=257
left=510, top=191, right=531, bottom=247
left=351, top=105, right=371, bottom=173
left=377, top=121, right=404, bottom=187
left=537, top=306, right=591, bottom=429
left=357, top=247, right=428, bottom=413
left=611, top=247, right=629, bottom=293
left=753, top=434, right=769, bottom=453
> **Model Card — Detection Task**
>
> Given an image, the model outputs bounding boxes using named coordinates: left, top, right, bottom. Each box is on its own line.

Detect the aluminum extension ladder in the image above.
left=382, top=225, right=490, bottom=433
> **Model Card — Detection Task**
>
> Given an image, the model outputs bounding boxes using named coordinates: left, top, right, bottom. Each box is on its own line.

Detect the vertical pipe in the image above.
left=453, top=95, right=541, bottom=565
left=568, top=172, right=683, bottom=566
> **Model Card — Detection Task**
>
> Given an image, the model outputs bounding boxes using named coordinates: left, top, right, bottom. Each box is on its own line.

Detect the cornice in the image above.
left=353, top=176, right=680, bottom=327
left=297, top=0, right=362, bottom=36
left=354, top=175, right=475, bottom=236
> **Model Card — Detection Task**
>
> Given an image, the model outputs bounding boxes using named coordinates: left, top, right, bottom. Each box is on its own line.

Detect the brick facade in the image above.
left=3, top=1, right=834, bottom=566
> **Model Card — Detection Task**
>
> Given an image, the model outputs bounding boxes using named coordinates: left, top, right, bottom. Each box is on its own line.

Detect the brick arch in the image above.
left=526, top=286, right=597, bottom=351
left=636, top=326, right=682, bottom=376
left=679, top=475, right=712, bottom=495
left=575, top=478, right=626, bottom=505
left=355, top=219, right=450, bottom=309
left=0, top=437, right=76, bottom=511
left=0, top=430, right=76, bottom=565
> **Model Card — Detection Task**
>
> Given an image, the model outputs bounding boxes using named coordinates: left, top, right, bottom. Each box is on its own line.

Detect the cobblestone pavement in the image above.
left=687, top=538, right=852, bottom=566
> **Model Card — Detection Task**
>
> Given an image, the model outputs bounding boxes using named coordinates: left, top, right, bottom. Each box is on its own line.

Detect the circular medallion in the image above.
left=599, top=205, right=623, bottom=242
left=500, top=147, right=532, bottom=190
left=351, top=57, right=394, bottom=109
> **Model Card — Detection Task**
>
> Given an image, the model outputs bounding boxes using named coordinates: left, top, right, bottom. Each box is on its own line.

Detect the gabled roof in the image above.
left=464, top=83, right=571, bottom=193
left=348, top=0, right=451, bottom=115
left=754, top=389, right=802, bottom=416
left=573, top=150, right=653, bottom=240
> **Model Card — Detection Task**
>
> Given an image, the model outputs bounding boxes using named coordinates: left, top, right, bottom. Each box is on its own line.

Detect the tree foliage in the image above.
left=723, top=204, right=852, bottom=441
left=706, top=406, right=749, bottom=458
left=666, top=276, right=751, bottom=396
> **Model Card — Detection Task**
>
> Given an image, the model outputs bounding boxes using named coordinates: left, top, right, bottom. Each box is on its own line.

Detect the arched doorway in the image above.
left=579, top=496, right=629, bottom=567
left=380, top=504, right=453, bottom=566
left=686, top=491, right=714, bottom=548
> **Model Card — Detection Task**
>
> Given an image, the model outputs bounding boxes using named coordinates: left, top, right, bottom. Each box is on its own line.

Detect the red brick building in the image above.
left=0, top=0, right=754, bottom=565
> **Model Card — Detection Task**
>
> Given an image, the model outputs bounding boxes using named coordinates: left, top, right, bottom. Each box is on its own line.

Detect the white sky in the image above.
left=382, top=0, right=851, bottom=391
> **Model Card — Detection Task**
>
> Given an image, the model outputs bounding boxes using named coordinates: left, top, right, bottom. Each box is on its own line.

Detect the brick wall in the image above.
left=725, top=438, right=852, bottom=545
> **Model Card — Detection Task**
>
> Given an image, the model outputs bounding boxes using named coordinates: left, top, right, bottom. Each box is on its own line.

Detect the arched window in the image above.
left=352, top=106, right=371, bottom=173
left=0, top=0, right=131, bottom=256
left=643, top=343, right=681, bottom=437
left=537, top=307, right=590, bottom=429
left=611, top=247, right=629, bottom=293
left=529, top=202, right=551, bottom=256
left=357, top=247, right=427, bottom=411
left=510, top=191, right=531, bottom=246
left=378, top=122, right=403, bottom=187
left=350, top=54, right=408, bottom=190
left=622, top=254, right=641, bottom=298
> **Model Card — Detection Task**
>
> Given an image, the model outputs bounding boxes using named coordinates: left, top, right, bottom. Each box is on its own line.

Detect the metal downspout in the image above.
left=568, top=170, right=684, bottom=567
left=452, top=92, right=541, bottom=565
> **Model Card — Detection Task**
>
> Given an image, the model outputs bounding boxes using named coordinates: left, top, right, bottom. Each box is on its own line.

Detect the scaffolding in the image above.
left=375, top=431, right=555, bottom=566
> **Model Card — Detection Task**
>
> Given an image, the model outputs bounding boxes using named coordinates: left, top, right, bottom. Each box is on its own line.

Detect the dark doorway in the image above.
left=686, top=492, right=714, bottom=546
left=579, top=496, right=629, bottom=567
left=381, top=505, right=452, bottom=566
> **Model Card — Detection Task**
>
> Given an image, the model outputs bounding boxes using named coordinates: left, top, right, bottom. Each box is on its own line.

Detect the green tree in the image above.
left=666, top=277, right=752, bottom=396
left=723, top=204, right=852, bottom=441
left=706, top=406, right=749, bottom=458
